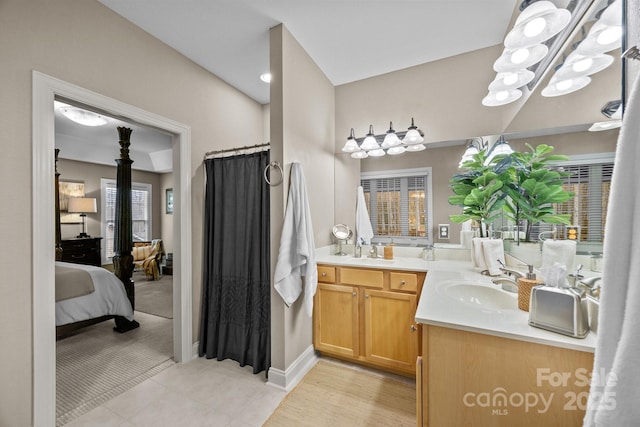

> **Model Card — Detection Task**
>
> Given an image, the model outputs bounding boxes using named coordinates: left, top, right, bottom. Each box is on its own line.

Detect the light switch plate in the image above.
left=438, top=224, right=450, bottom=239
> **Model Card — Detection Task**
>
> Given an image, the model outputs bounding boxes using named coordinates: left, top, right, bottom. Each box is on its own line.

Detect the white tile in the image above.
left=103, top=377, right=172, bottom=419
left=128, top=389, right=216, bottom=427
left=63, top=405, right=128, bottom=427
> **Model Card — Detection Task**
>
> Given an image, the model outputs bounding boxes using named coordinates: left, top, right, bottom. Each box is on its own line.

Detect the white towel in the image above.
left=541, top=240, right=576, bottom=282
left=274, top=162, right=318, bottom=317
left=355, top=186, right=374, bottom=245
left=584, top=68, right=640, bottom=425
left=471, top=237, right=488, bottom=270
left=460, top=230, right=474, bottom=249
left=482, top=239, right=505, bottom=276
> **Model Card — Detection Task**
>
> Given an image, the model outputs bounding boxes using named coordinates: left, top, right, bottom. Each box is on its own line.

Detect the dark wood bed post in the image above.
left=112, top=126, right=140, bottom=333
left=54, top=149, right=62, bottom=261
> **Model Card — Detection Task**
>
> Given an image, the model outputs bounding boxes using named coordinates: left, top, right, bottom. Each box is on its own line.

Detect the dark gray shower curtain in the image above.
left=199, top=150, right=270, bottom=374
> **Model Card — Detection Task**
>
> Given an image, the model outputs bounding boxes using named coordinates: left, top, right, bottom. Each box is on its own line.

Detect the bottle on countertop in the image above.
left=518, top=265, right=544, bottom=312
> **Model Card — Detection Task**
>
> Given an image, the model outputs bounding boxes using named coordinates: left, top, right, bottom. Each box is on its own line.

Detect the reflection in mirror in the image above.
left=332, top=224, right=352, bottom=256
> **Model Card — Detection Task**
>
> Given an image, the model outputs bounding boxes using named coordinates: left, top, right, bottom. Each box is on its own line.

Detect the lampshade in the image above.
left=381, top=122, right=402, bottom=148
left=387, top=145, right=406, bottom=155
left=341, top=128, right=361, bottom=152
left=541, top=75, right=591, bottom=97
left=588, top=120, right=622, bottom=131
left=504, top=1, right=571, bottom=49
left=553, top=52, right=613, bottom=79
left=598, top=0, right=622, bottom=27
left=484, top=136, right=513, bottom=165
left=58, top=106, right=108, bottom=127
left=493, top=44, right=549, bottom=72
left=488, top=69, right=535, bottom=92
left=360, top=125, right=381, bottom=151
left=482, top=89, right=523, bottom=106
left=367, top=148, right=386, bottom=157
left=402, top=118, right=424, bottom=145
left=67, top=197, right=97, bottom=214
left=576, top=21, right=622, bottom=56
left=350, top=150, right=368, bottom=159
left=405, top=143, right=426, bottom=152
left=459, top=140, right=483, bottom=167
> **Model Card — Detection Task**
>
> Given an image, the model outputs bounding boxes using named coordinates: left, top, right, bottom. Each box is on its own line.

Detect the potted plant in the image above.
left=449, top=143, right=574, bottom=242
left=448, top=149, right=507, bottom=237
left=496, top=143, right=573, bottom=242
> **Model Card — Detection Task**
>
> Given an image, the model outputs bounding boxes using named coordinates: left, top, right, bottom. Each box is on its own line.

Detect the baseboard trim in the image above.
left=267, top=345, right=318, bottom=391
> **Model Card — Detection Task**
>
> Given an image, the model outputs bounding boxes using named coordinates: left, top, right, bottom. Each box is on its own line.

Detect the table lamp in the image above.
left=67, top=197, right=97, bottom=238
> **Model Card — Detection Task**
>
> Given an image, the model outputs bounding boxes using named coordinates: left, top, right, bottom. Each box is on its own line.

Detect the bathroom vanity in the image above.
left=315, top=246, right=597, bottom=426
left=416, top=266, right=597, bottom=427
left=314, top=261, right=426, bottom=375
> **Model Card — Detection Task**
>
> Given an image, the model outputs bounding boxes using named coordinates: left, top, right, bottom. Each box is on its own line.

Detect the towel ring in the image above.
left=264, top=161, right=283, bottom=186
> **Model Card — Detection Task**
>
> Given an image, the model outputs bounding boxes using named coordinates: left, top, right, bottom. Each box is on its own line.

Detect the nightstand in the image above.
left=60, top=237, right=102, bottom=267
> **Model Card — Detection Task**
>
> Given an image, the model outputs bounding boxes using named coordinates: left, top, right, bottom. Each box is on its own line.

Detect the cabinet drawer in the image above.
left=340, top=267, right=384, bottom=289
left=390, top=272, right=418, bottom=292
left=318, top=266, right=336, bottom=283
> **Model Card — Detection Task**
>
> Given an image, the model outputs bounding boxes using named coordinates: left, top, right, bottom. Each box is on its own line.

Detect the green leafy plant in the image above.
left=449, top=143, right=574, bottom=241
left=496, top=143, right=573, bottom=242
left=448, top=150, right=506, bottom=237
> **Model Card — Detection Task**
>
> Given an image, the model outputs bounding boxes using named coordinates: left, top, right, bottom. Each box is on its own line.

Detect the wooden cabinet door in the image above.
left=314, top=283, right=359, bottom=357
left=363, top=289, right=418, bottom=373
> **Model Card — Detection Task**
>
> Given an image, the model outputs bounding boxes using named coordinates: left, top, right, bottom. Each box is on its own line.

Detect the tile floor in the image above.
left=64, top=357, right=287, bottom=427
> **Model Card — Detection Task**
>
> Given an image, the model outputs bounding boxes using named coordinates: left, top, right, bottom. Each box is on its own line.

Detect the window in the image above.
left=101, top=179, right=152, bottom=264
left=532, top=153, right=614, bottom=245
left=361, top=168, right=432, bottom=245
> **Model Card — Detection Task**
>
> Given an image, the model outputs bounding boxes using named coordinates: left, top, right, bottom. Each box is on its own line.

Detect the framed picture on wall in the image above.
left=166, top=188, right=174, bottom=214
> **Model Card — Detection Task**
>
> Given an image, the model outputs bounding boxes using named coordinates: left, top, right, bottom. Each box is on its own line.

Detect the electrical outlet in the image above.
left=438, top=224, right=450, bottom=239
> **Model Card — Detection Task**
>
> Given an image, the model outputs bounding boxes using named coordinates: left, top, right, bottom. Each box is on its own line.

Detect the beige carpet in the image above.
left=264, top=361, right=416, bottom=427
left=56, top=311, right=173, bottom=426
left=133, top=270, right=173, bottom=318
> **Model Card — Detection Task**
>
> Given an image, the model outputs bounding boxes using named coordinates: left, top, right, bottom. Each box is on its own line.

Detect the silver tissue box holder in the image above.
left=528, top=285, right=590, bottom=339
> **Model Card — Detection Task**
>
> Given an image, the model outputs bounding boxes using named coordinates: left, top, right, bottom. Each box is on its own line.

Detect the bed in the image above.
left=55, top=127, right=140, bottom=339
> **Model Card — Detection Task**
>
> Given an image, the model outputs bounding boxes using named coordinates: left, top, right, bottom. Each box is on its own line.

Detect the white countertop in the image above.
left=315, top=245, right=596, bottom=353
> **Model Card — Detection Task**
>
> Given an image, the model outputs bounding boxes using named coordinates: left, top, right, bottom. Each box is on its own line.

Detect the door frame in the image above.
left=32, top=71, right=193, bottom=426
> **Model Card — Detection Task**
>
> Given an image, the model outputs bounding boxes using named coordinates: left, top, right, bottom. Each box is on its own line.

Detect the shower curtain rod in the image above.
left=204, top=142, right=270, bottom=160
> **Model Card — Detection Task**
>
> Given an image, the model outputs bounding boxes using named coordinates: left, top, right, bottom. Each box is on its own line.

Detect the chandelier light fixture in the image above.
left=342, top=118, right=424, bottom=159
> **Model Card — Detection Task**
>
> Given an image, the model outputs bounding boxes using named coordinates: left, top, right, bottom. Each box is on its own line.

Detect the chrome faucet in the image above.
left=496, top=259, right=524, bottom=279
left=492, top=277, right=519, bottom=293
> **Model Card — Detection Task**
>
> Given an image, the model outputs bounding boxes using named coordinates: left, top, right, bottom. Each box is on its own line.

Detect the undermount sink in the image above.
left=439, top=281, right=516, bottom=312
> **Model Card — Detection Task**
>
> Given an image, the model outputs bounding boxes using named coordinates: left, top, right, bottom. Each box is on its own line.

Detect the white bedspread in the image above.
left=55, top=261, right=134, bottom=326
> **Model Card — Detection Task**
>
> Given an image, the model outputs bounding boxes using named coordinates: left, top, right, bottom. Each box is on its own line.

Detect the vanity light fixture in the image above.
left=504, top=1, right=571, bottom=49
left=341, top=118, right=425, bottom=159
left=484, top=135, right=514, bottom=166
left=588, top=120, right=622, bottom=131
left=458, top=137, right=487, bottom=168
left=542, top=0, right=621, bottom=98
left=59, top=106, right=108, bottom=127
left=482, top=88, right=523, bottom=106
left=541, top=75, right=592, bottom=97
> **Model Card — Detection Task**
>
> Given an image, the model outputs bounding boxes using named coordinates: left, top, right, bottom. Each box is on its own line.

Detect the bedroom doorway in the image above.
left=33, top=71, right=193, bottom=426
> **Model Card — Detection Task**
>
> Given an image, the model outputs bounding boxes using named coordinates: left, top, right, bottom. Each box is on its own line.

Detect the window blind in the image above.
left=361, top=173, right=430, bottom=243
left=103, top=181, right=151, bottom=259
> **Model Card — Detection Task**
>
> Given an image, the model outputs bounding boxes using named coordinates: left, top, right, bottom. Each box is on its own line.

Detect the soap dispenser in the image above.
left=518, top=265, right=543, bottom=312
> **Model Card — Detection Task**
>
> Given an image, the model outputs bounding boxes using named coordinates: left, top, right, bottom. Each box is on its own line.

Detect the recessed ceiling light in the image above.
left=260, top=73, right=272, bottom=83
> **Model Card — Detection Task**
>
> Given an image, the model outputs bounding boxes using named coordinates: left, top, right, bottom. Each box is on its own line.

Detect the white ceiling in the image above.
left=97, top=0, right=518, bottom=105
left=59, top=1, right=520, bottom=172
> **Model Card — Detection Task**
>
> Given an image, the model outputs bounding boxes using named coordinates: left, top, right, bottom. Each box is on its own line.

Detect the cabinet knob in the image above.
left=352, top=292, right=357, bottom=297
left=321, top=272, right=327, bottom=277
left=365, top=294, right=369, bottom=299
left=400, top=280, right=406, bottom=286
left=410, top=324, right=417, bottom=332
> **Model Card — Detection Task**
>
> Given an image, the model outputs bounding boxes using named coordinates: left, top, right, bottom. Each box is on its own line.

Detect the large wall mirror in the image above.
left=356, top=0, right=626, bottom=258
